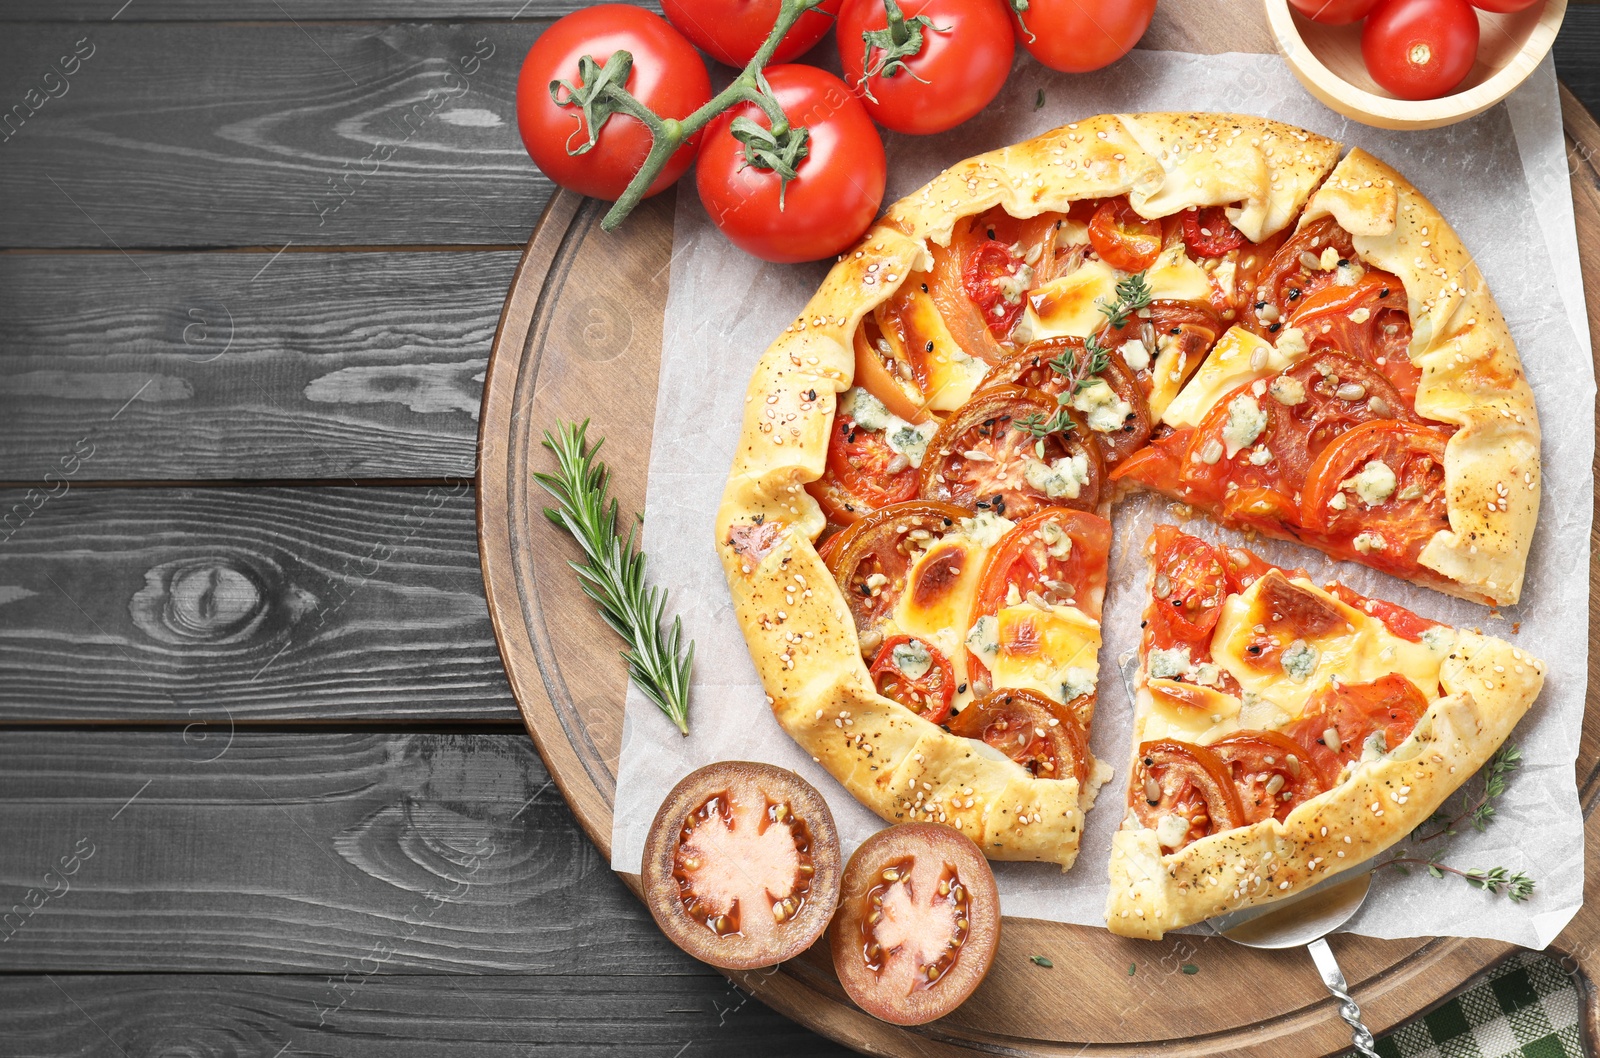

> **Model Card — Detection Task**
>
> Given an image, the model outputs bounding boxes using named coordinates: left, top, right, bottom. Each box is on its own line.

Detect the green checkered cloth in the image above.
left=1341, top=952, right=1584, bottom=1058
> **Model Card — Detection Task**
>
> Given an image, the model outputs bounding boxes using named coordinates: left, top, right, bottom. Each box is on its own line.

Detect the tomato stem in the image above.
left=552, top=0, right=833, bottom=232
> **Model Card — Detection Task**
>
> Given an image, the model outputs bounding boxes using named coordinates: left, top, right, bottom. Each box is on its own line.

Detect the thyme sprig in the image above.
left=534, top=420, right=694, bottom=734
left=1015, top=408, right=1077, bottom=440
left=1048, top=269, right=1150, bottom=397
left=1373, top=742, right=1533, bottom=902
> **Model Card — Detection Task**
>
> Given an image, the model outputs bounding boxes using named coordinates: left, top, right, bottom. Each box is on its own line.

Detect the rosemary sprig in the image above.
left=533, top=420, right=694, bottom=735
left=1373, top=742, right=1533, bottom=901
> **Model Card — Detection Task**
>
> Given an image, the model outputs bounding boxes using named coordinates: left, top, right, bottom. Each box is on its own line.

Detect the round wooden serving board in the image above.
left=479, top=45, right=1600, bottom=1058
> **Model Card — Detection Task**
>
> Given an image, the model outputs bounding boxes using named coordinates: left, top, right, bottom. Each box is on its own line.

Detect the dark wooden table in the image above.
left=0, top=3, right=1596, bottom=1055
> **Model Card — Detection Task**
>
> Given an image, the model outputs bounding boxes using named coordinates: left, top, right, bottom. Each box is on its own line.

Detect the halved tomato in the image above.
left=1285, top=673, right=1431, bottom=786
left=869, top=635, right=956, bottom=724
left=1143, top=525, right=1231, bottom=653
left=919, top=385, right=1103, bottom=520
left=1255, top=217, right=1357, bottom=326
left=830, top=823, right=999, bottom=1026
left=1129, top=739, right=1248, bottom=852
left=827, top=500, right=971, bottom=657
left=1288, top=271, right=1421, bottom=407
left=642, top=761, right=842, bottom=970
left=982, top=340, right=1152, bottom=465
left=947, top=687, right=1090, bottom=784
left=1300, top=420, right=1451, bottom=574
left=1181, top=206, right=1247, bottom=257
left=1209, top=730, right=1325, bottom=824
left=1088, top=196, right=1162, bottom=272
left=808, top=413, right=921, bottom=524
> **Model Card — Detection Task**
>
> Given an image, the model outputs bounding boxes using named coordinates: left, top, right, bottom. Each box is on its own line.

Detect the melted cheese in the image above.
left=1210, top=575, right=1444, bottom=720
left=1136, top=678, right=1241, bottom=745
left=889, top=529, right=992, bottom=713
left=1015, top=259, right=1119, bottom=342
left=1144, top=242, right=1213, bottom=303
left=876, top=283, right=989, bottom=413
left=990, top=602, right=1101, bottom=707
left=1160, top=326, right=1305, bottom=429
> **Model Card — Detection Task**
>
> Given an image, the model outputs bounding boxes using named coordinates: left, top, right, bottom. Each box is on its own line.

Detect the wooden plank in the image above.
left=0, top=24, right=549, bottom=248
left=0, top=485, right=517, bottom=723
left=0, top=973, right=855, bottom=1058
left=0, top=731, right=678, bottom=974
left=0, top=250, right=514, bottom=481
left=1554, top=5, right=1600, bottom=119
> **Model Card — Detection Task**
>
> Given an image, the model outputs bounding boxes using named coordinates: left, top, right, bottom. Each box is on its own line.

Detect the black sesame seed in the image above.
left=1268, top=322, right=1282, bottom=333
left=926, top=340, right=935, bottom=352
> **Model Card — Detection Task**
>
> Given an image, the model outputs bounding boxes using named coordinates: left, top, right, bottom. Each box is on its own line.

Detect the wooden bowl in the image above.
left=1264, top=0, right=1567, bottom=130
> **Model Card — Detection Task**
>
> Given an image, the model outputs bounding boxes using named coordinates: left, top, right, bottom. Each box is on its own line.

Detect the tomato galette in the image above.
left=715, top=114, right=1544, bottom=891
left=1108, top=527, right=1542, bottom=939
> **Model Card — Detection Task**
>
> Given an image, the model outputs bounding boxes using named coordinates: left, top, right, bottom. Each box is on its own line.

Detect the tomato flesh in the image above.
left=1209, top=730, right=1325, bottom=824
left=811, top=413, right=921, bottom=523
left=1088, top=197, right=1162, bottom=272
left=827, top=500, right=971, bottom=657
left=870, top=635, right=956, bottom=724
left=1300, top=419, right=1451, bottom=575
left=947, top=688, right=1090, bottom=785
left=1181, top=207, right=1248, bottom=257
left=1286, top=674, right=1431, bottom=785
left=1130, top=739, right=1247, bottom=852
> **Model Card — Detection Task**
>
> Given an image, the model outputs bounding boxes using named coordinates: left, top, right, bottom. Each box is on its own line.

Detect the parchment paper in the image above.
left=610, top=51, right=1593, bottom=949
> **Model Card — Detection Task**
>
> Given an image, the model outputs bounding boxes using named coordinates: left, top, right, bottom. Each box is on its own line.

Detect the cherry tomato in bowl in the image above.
left=1010, top=0, right=1156, bottom=73
left=516, top=5, right=713, bottom=202
left=1286, top=0, right=1383, bottom=24
left=696, top=64, right=887, bottom=263
left=837, top=0, right=1015, bottom=135
left=662, top=0, right=845, bottom=68
left=1361, top=0, right=1481, bottom=101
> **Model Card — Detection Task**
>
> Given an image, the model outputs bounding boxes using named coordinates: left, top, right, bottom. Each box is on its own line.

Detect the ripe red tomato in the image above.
left=696, top=64, right=886, bottom=263
left=1362, top=0, right=1481, bottom=101
left=1467, top=0, right=1541, bottom=10
left=662, top=0, right=845, bottom=68
left=836, top=0, right=1015, bottom=135
left=517, top=6, right=712, bottom=201
left=1009, top=0, right=1155, bottom=73
left=1286, top=0, right=1383, bottom=24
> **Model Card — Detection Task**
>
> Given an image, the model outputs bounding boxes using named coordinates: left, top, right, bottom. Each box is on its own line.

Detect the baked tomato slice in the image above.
left=972, top=508, right=1112, bottom=622
left=947, top=688, right=1090, bottom=784
left=1109, top=427, right=1189, bottom=494
left=1288, top=271, right=1421, bottom=407
left=1209, top=730, right=1325, bottom=824
left=1130, top=739, right=1248, bottom=852
left=1255, top=217, right=1357, bottom=326
left=808, top=412, right=921, bottom=524
left=1300, top=419, right=1451, bottom=574
left=642, top=761, right=842, bottom=970
left=982, top=339, right=1152, bottom=465
left=827, top=500, right=971, bottom=657
left=1274, top=350, right=1419, bottom=462
left=919, top=385, right=1104, bottom=520
left=931, top=207, right=1065, bottom=361
left=830, top=823, right=999, bottom=1026
left=1286, top=673, right=1431, bottom=786
left=1324, top=583, right=1443, bottom=643
left=869, top=635, right=956, bottom=724
left=1180, top=206, right=1248, bottom=257
left=1088, top=196, right=1162, bottom=272
left=1175, top=381, right=1307, bottom=525
left=1144, top=524, right=1231, bottom=652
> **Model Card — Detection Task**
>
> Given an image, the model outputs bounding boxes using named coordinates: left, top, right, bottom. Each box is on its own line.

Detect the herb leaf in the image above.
left=1181, top=964, right=1199, bottom=975
left=1029, top=955, right=1053, bottom=968
left=534, top=419, right=695, bottom=734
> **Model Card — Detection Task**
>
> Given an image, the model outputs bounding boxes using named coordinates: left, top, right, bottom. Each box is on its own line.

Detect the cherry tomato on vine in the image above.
left=1286, top=0, right=1382, bottom=24
left=696, top=64, right=887, bottom=263
left=1362, top=0, right=1480, bottom=101
left=837, top=0, right=1015, bottom=135
left=517, top=6, right=713, bottom=201
left=1466, top=0, right=1542, bottom=10
left=662, top=0, right=845, bottom=68
left=1009, top=0, right=1155, bottom=74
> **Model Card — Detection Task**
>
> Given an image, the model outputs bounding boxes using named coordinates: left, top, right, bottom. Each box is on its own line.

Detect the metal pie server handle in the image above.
left=1308, top=936, right=1379, bottom=1058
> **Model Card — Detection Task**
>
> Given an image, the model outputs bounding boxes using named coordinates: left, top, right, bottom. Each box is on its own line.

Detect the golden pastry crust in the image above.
left=1105, top=631, right=1545, bottom=940
left=716, top=114, right=1342, bottom=868
left=1299, top=150, right=1541, bottom=606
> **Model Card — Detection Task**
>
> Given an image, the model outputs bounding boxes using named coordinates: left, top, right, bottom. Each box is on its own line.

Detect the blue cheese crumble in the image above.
left=1341, top=459, right=1396, bottom=507
left=1280, top=639, right=1319, bottom=682
left=1221, top=393, right=1267, bottom=458
left=965, top=615, right=999, bottom=667
left=1023, top=453, right=1091, bottom=500
left=891, top=638, right=932, bottom=680
left=1070, top=378, right=1132, bottom=433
